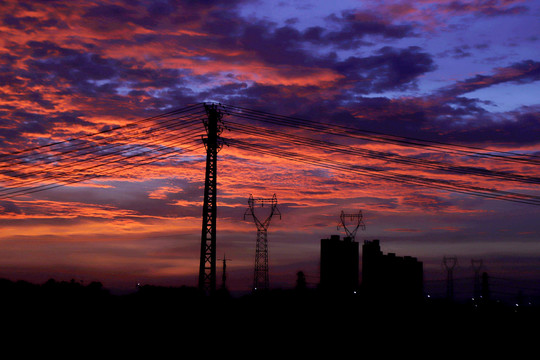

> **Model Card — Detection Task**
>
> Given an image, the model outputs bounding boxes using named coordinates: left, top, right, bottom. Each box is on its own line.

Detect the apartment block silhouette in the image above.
left=362, top=239, right=423, bottom=302
left=320, top=235, right=359, bottom=295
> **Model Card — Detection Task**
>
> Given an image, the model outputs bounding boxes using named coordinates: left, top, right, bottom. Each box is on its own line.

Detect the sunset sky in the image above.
left=0, top=0, right=539, bottom=300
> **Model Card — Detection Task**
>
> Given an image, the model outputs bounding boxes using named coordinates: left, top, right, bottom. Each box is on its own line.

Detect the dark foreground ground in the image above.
left=1, top=278, right=537, bottom=355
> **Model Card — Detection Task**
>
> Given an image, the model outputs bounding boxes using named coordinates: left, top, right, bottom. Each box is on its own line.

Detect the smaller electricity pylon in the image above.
left=244, top=194, right=281, bottom=292
left=443, top=256, right=458, bottom=301
left=337, top=210, right=366, bottom=241
left=471, top=259, right=483, bottom=300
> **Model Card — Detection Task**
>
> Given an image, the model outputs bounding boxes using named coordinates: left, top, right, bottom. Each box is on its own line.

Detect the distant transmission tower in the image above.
left=471, top=259, right=483, bottom=300
left=244, top=194, right=281, bottom=292
left=198, top=103, right=226, bottom=295
left=443, top=256, right=458, bottom=301
left=337, top=210, right=366, bottom=240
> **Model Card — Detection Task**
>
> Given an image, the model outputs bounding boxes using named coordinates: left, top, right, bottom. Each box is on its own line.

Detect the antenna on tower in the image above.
left=337, top=210, right=366, bottom=241
left=218, top=254, right=232, bottom=291
left=443, top=256, right=458, bottom=301
left=244, top=193, right=281, bottom=292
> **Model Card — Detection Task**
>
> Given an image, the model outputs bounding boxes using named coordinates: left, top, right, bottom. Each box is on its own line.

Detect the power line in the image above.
left=0, top=131, right=204, bottom=198
left=0, top=117, right=205, bottom=183
left=221, top=104, right=540, bottom=165
left=0, top=109, right=206, bottom=172
left=0, top=105, right=208, bottom=198
left=0, top=138, right=205, bottom=199
left=0, top=127, right=205, bottom=197
left=0, top=103, right=204, bottom=160
left=226, top=138, right=540, bottom=205
left=0, top=120, right=204, bottom=187
left=225, top=120, right=540, bottom=185
left=1, top=102, right=538, bottom=205
left=215, top=103, right=538, bottom=205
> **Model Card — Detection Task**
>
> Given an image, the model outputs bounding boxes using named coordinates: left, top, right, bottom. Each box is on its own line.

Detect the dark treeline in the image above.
left=2, top=277, right=539, bottom=324
left=2, top=278, right=537, bottom=353
left=2, top=277, right=540, bottom=350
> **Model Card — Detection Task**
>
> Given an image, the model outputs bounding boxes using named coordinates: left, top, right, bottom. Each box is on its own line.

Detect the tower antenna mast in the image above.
left=219, top=254, right=232, bottom=291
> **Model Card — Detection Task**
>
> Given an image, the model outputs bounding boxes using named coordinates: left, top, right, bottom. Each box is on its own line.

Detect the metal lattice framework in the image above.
left=244, top=194, right=281, bottom=292
left=198, top=103, right=225, bottom=294
left=443, top=256, right=458, bottom=301
left=472, top=259, right=483, bottom=299
left=337, top=210, right=366, bottom=241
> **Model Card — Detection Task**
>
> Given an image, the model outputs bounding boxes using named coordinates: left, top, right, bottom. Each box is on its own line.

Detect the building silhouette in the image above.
left=362, top=239, right=423, bottom=302
left=320, top=234, right=359, bottom=295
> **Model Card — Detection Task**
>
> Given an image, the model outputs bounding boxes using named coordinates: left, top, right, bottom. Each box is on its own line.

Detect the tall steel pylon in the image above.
left=244, top=194, right=281, bottom=292
left=198, top=103, right=225, bottom=295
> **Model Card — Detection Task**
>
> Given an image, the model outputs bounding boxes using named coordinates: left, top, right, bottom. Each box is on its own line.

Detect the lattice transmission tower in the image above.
left=443, top=256, right=458, bottom=301
left=244, top=194, right=281, bottom=292
left=472, top=259, right=483, bottom=300
left=198, top=103, right=226, bottom=295
left=337, top=210, right=366, bottom=240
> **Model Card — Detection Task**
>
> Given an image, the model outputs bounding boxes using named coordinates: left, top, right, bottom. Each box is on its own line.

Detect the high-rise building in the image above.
left=362, top=239, right=423, bottom=302
left=320, top=235, right=359, bottom=295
